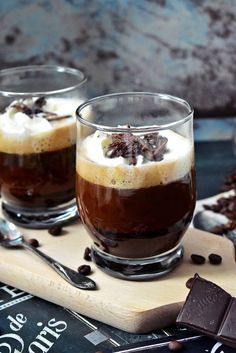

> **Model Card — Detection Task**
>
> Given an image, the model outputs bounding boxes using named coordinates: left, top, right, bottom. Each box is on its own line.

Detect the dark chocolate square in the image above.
left=219, top=298, right=236, bottom=342
left=177, top=277, right=231, bottom=335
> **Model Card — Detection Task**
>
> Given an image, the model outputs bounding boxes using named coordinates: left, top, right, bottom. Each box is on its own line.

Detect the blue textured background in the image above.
left=0, top=0, right=236, bottom=118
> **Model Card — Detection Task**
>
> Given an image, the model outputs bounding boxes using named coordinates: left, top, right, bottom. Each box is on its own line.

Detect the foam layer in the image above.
left=0, top=97, right=81, bottom=154
left=76, top=130, right=194, bottom=189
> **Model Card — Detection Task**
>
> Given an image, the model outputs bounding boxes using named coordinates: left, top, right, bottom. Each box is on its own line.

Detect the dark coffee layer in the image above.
left=76, top=168, right=196, bottom=258
left=0, top=144, right=75, bottom=209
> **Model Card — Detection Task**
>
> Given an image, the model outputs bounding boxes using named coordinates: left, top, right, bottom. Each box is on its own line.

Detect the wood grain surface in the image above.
left=0, top=217, right=235, bottom=333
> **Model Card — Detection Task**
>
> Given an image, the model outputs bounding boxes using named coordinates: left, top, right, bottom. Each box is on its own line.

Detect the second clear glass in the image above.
left=0, top=65, right=87, bottom=228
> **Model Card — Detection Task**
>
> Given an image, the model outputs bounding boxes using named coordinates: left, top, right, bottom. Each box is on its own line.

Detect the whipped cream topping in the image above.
left=0, top=97, right=81, bottom=154
left=77, top=130, right=194, bottom=189
left=0, top=97, right=78, bottom=136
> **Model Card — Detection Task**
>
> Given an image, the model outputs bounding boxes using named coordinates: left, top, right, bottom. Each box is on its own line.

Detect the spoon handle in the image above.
left=22, top=241, right=96, bottom=290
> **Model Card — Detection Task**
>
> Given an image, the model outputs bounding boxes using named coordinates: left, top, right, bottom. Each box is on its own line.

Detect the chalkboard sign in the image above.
left=0, top=282, right=234, bottom=353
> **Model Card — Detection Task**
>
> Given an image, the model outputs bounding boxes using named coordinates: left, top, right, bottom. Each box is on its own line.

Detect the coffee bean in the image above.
left=28, top=238, right=40, bottom=248
left=78, top=265, right=91, bottom=276
left=83, top=247, right=92, bottom=261
left=209, top=253, right=222, bottom=265
left=191, top=254, right=205, bottom=265
left=168, top=340, right=183, bottom=351
left=48, top=224, right=63, bottom=236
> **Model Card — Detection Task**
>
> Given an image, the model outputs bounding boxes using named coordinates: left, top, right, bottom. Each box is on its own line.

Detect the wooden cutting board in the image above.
left=0, top=216, right=235, bottom=333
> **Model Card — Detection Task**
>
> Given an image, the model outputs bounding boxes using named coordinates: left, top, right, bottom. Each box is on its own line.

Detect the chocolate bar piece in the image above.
left=176, top=274, right=236, bottom=349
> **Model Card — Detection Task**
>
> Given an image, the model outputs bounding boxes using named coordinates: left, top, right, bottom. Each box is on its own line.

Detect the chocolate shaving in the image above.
left=12, top=102, right=37, bottom=116
left=34, top=96, right=46, bottom=108
left=105, top=131, right=168, bottom=165
left=46, top=114, right=71, bottom=122
left=12, top=97, right=72, bottom=121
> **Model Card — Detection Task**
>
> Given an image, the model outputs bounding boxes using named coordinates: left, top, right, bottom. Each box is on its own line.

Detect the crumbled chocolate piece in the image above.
left=12, top=97, right=71, bottom=121
left=28, top=238, right=40, bottom=248
left=83, top=247, right=92, bottom=261
left=191, top=254, right=206, bottom=264
left=105, top=131, right=168, bottom=165
left=48, top=224, right=63, bottom=236
left=168, top=340, right=183, bottom=351
left=34, top=96, right=46, bottom=108
left=78, top=265, right=91, bottom=276
left=208, top=253, right=222, bottom=265
left=12, top=101, right=42, bottom=118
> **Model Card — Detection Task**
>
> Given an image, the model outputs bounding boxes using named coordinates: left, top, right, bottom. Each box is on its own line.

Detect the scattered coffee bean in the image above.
left=48, top=224, right=63, bottom=236
left=78, top=264, right=91, bottom=276
left=28, top=238, right=40, bottom=248
left=202, top=167, right=236, bottom=235
left=221, top=168, right=236, bottom=192
left=168, top=340, right=183, bottom=351
left=204, top=195, right=236, bottom=230
left=209, top=253, right=222, bottom=265
left=191, top=254, right=205, bottom=265
left=186, top=277, right=194, bottom=289
left=83, top=247, right=92, bottom=261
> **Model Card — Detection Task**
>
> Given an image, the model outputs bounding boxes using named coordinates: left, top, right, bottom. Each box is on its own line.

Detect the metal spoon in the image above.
left=0, top=218, right=96, bottom=290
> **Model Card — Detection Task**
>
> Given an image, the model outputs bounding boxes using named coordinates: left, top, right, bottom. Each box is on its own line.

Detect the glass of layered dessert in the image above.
left=76, top=92, right=196, bottom=279
left=0, top=65, right=86, bottom=228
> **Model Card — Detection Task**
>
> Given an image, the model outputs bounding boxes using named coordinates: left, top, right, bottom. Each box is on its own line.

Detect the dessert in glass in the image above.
left=76, top=92, right=196, bottom=279
left=0, top=65, right=86, bottom=228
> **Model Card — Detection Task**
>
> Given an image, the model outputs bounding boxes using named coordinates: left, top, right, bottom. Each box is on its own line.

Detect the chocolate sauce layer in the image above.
left=0, top=144, right=75, bottom=209
left=76, top=168, right=196, bottom=258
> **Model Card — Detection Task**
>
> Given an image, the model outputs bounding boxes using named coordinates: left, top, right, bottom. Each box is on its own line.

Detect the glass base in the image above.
left=91, top=245, right=184, bottom=280
left=2, top=201, right=79, bottom=229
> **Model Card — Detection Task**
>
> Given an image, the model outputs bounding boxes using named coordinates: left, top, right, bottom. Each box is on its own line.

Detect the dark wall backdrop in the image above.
left=0, top=0, right=236, bottom=118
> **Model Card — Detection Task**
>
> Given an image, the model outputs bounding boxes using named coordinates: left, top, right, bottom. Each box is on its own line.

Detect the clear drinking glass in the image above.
left=0, top=65, right=87, bottom=228
left=76, top=92, right=196, bottom=279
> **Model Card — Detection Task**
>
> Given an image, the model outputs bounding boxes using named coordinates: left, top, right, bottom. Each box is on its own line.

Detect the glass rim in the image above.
left=76, top=92, right=194, bottom=133
left=0, top=64, right=87, bottom=97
